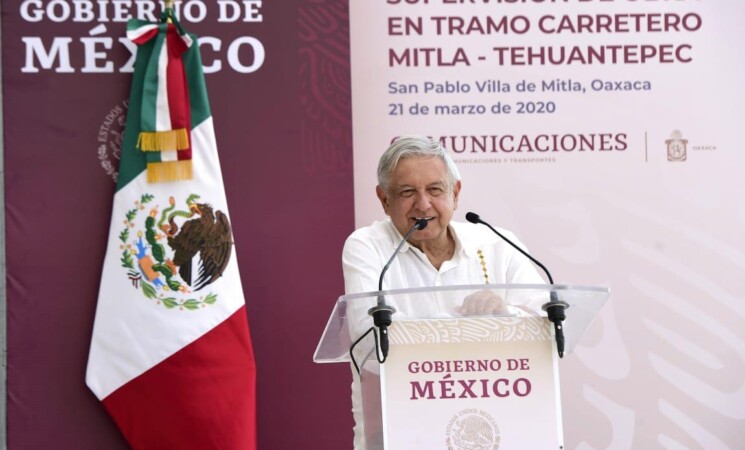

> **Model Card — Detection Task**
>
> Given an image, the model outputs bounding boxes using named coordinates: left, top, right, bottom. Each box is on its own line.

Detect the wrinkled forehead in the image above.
left=389, top=156, right=451, bottom=185
left=391, top=153, right=440, bottom=169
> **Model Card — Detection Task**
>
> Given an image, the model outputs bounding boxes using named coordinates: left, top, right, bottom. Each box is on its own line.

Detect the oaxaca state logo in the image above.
left=665, top=129, right=688, bottom=162
left=446, top=408, right=500, bottom=450
left=118, top=193, right=232, bottom=310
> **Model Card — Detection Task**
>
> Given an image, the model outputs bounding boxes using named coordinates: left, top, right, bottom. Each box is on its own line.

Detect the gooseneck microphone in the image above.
left=465, top=212, right=568, bottom=358
left=349, top=218, right=430, bottom=375
left=368, top=218, right=429, bottom=359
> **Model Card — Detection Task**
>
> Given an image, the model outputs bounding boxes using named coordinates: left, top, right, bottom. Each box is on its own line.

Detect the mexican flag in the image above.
left=86, top=17, right=257, bottom=450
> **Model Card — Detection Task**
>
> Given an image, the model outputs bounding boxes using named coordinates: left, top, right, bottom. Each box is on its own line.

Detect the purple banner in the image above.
left=2, top=0, right=353, bottom=448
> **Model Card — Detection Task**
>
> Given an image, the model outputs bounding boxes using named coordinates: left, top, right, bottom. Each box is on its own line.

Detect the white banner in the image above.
left=351, top=0, right=745, bottom=447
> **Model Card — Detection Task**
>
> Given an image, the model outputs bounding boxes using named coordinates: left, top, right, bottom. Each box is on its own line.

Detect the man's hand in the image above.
left=456, top=290, right=510, bottom=316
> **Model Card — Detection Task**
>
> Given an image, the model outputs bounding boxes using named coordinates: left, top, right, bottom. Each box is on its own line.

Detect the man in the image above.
left=342, top=135, right=546, bottom=448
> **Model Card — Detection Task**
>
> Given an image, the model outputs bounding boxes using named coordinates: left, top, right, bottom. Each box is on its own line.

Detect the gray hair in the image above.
left=377, top=135, right=461, bottom=192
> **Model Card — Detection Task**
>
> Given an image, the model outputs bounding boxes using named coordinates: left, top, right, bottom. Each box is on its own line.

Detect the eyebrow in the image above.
left=399, top=177, right=446, bottom=185
left=393, top=181, right=448, bottom=191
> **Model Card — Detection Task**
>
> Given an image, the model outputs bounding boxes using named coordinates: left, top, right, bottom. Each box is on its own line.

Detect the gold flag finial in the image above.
left=164, top=0, right=174, bottom=23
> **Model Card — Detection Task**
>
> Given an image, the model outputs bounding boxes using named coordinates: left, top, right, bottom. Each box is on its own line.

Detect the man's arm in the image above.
left=342, top=234, right=384, bottom=295
left=342, top=234, right=387, bottom=337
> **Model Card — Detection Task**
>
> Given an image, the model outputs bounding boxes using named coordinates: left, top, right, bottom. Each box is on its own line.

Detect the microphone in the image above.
left=465, top=212, right=568, bottom=358
left=368, top=218, right=429, bottom=359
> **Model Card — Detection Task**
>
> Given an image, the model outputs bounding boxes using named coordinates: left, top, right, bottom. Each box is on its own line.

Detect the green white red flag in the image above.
left=86, top=16, right=257, bottom=450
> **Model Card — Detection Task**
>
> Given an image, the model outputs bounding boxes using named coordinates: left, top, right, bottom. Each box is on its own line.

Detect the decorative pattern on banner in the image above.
left=389, top=317, right=552, bottom=345
left=298, top=1, right=353, bottom=176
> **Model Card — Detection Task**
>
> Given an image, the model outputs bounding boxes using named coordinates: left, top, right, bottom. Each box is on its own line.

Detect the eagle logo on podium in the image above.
left=118, top=193, right=232, bottom=310
left=446, top=409, right=500, bottom=449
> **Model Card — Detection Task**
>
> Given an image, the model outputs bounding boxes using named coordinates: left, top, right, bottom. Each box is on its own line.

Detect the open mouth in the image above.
left=414, top=216, right=435, bottom=222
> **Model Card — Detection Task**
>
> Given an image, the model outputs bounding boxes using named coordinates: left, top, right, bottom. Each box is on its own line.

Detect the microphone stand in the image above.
left=349, top=219, right=428, bottom=375
left=466, top=212, right=569, bottom=358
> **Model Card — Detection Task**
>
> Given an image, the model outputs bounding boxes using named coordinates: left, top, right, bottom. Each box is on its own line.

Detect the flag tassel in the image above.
left=146, top=160, right=193, bottom=183
left=137, top=129, right=190, bottom=151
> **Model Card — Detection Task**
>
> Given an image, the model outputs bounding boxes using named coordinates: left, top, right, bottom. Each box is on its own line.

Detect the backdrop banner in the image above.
left=2, top=1, right=355, bottom=448
left=350, top=1, right=745, bottom=448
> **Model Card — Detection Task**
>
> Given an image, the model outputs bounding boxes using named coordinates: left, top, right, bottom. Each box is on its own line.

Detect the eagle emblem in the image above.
left=118, top=193, right=232, bottom=310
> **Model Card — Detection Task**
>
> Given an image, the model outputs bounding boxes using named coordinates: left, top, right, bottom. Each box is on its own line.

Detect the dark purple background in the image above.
left=3, top=1, right=354, bottom=448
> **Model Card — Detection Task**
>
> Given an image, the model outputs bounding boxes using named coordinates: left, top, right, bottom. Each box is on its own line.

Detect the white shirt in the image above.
left=341, top=218, right=546, bottom=449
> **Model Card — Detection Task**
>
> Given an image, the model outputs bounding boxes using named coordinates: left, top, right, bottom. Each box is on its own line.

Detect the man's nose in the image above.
left=414, top=191, right=432, bottom=211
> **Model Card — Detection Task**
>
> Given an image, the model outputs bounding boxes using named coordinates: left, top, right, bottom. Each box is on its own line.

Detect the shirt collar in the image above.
left=386, top=218, right=476, bottom=257
left=450, top=221, right=481, bottom=258
left=386, top=218, right=413, bottom=253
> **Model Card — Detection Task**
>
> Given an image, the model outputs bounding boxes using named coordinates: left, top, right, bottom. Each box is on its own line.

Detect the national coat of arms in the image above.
left=446, top=409, right=500, bottom=450
left=118, top=193, right=232, bottom=310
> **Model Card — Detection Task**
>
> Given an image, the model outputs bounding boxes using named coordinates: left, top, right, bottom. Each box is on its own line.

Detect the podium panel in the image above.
left=380, top=317, right=562, bottom=448
left=314, top=284, right=610, bottom=449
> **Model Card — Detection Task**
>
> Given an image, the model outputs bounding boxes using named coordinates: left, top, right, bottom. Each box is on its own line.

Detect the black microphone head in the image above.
left=414, top=218, right=429, bottom=230
left=465, top=212, right=480, bottom=224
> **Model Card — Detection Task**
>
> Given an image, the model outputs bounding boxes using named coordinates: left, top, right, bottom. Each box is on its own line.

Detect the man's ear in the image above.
left=376, top=185, right=390, bottom=215
left=452, top=180, right=462, bottom=209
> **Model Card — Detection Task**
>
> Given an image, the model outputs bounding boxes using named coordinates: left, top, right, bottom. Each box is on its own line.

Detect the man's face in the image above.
left=376, top=156, right=461, bottom=247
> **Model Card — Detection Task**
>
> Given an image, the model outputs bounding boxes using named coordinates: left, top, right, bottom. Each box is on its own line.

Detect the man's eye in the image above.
left=399, top=190, right=414, bottom=197
left=429, top=187, right=444, bottom=195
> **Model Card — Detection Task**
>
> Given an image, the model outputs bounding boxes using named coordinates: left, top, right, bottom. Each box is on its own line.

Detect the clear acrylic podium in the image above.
left=314, top=284, right=610, bottom=449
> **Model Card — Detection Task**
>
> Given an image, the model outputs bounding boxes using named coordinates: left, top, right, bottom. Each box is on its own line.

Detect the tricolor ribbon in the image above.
left=127, top=13, right=195, bottom=183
